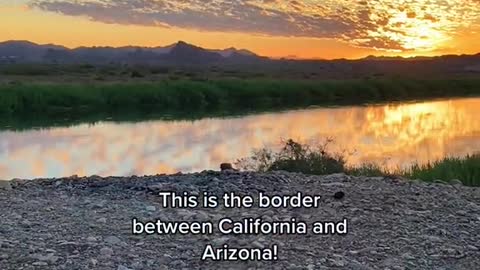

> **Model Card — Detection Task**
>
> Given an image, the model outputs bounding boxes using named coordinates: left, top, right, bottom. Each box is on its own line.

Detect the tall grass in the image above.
left=1, top=78, right=480, bottom=116
left=236, top=140, right=480, bottom=187
left=402, top=154, right=480, bottom=187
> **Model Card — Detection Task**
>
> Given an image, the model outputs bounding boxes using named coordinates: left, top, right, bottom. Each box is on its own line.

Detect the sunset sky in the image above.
left=1, top=0, right=480, bottom=59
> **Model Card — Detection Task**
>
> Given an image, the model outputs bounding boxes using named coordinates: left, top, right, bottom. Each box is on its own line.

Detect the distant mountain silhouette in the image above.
left=0, top=40, right=67, bottom=62
left=0, top=40, right=263, bottom=65
left=163, top=41, right=223, bottom=64
left=211, top=47, right=257, bottom=58
left=1, top=40, right=479, bottom=77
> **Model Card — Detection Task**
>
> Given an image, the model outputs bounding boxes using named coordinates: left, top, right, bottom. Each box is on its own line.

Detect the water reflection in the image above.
left=1, top=98, right=479, bottom=179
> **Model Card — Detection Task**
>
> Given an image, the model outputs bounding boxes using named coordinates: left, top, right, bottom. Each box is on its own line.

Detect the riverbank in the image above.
left=238, top=139, right=480, bottom=187
left=1, top=171, right=479, bottom=269
left=1, top=78, right=480, bottom=117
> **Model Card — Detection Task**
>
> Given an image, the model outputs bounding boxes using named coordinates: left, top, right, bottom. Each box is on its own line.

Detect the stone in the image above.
left=100, top=247, right=114, bottom=256
left=0, top=181, right=12, bottom=190
left=321, top=182, right=347, bottom=187
left=323, top=173, right=348, bottom=181
left=449, top=179, right=463, bottom=186
left=195, top=211, right=209, bottom=220
left=105, top=236, right=122, bottom=245
left=92, top=200, right=106, bottom=209
left=58, top=241, right=77, bottom=246
left=147, top=182, right=172, bottom=191
left=333, top=191, right=345, bottom=200
left=212, top=237, right=230, bottom=246
left=220, top=163, right=234, bottom=171
left=2, top=171, right=480, bottom=269
left=329, top=257, right=346, bottom=267
left=97, top=217, right=107, bottom=224
left=86, top=236, right=97, bottom=242
left=90, top=259, right=98, bottom=266
left=433, top=179, right=447, bottom=184
left=31, top=253, right=59, bottom=263
left=252, top=241, right=265, bottom=249
left=171, top=260, right=187, bottom=268
left=467, top=245, right=478, bottom=251
left=145, top=205, right=156, bottom=212
left=20, top=219, right=32, bottom=227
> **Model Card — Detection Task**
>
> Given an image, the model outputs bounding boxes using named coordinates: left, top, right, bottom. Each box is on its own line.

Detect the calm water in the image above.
left=1, top=97, right=479, bottom=179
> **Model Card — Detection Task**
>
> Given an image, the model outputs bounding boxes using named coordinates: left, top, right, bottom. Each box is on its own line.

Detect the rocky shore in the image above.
left=1, top=171, right=479, bottom=269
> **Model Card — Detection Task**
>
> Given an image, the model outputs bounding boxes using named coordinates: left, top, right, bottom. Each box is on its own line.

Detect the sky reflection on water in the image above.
left=1, top=97, right=479, bottom=179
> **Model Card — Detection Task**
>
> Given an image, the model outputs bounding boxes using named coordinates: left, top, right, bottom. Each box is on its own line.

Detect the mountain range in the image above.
left=0, top=40, right=479, bottom=77
left=0, top=40, right=262, bottom=65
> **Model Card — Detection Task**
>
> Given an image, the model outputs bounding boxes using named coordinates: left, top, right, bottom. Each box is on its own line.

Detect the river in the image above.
left=1, top=97, right=479, bottom=179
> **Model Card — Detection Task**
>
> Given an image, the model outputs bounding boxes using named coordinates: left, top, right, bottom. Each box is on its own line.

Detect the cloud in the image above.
left=29, top=0, right=480, bottom=51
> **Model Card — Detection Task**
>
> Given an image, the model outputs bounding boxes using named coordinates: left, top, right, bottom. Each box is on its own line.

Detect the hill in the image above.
left=0, top=40, right=263, bottom=65
left=0, top=40, right=479, bottom=79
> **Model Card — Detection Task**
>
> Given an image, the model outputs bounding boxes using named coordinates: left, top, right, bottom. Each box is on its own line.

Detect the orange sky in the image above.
left=1, top=1, right=479, bottom=59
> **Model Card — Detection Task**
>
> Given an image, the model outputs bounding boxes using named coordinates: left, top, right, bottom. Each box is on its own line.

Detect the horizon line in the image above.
left=1, top=39, right=479, bottom=62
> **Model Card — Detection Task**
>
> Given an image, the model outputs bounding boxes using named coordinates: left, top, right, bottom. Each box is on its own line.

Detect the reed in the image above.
left=1, top=78, right=479, bottom=116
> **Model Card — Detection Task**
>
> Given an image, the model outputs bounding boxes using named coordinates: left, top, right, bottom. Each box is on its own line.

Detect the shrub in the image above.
left=236, top=139, right=346, bottom=175
left=1, top=64, right=56, bottom=76
left=150, top=66, right=169, bottom=74
left=236, top=139, right=480, bottom=186
left=130, top=70, right=144, bottom=78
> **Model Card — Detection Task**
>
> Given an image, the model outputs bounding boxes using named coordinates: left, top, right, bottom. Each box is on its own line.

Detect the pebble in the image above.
left=252, top=241, right=265, bottom=249
left=467, top=245, right=479, bottom=251
left=31, top=253, right=58, bottom=263
left=212, top=237, right=230, bottom=246
left=329, top=257, right=346, bottom=267
left=1, top=171, right=479, bottom=269
left=105, top=236, right=122, bottom=245
left=97, top=217, right=107, bottom=223
left=449, top=179, right=463, bottom=186
left=145, top=205, right=156, bottom=211
left=100, top=247, right=114, bottom=257
left=195, top=210, right=209, bottom=220
left=0, top=181, right=12, bottom=190
left=32, top=261, right=48, bottom=266
left=333, top=191, right=345, bottom=200
left=86, top=236, right=97, bottom=242
left=92, top=200, right=106, bottom=209
left=433, top=179, right=447, bottom=184
left=90, top=258, right=98, bottom=266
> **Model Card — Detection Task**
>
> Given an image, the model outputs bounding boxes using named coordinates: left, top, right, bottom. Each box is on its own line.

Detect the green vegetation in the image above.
left=0, top=78, right=479, bottom=117
left=402, top=155, right=480, bottom=187
left=0, top=64, right=58, bottom=76
left=236, top=139, right=347, bottom=175
left=0, top=109, right=270, bottom=131
left=236, top=139, right=480, bottom=186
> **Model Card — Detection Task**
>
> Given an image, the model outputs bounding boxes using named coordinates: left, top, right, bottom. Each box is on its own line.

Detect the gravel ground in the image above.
left=1, top=171, right=479, bottom=270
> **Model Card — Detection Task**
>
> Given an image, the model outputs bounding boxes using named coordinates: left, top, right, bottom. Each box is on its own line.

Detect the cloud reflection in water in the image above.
left=1, top=97, right=479, bottom=179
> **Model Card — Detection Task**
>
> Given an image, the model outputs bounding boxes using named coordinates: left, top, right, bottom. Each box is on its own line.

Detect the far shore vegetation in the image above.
left=1, top=78, right=480, bottom=120
left=236, top=139, right=480, bottom=187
